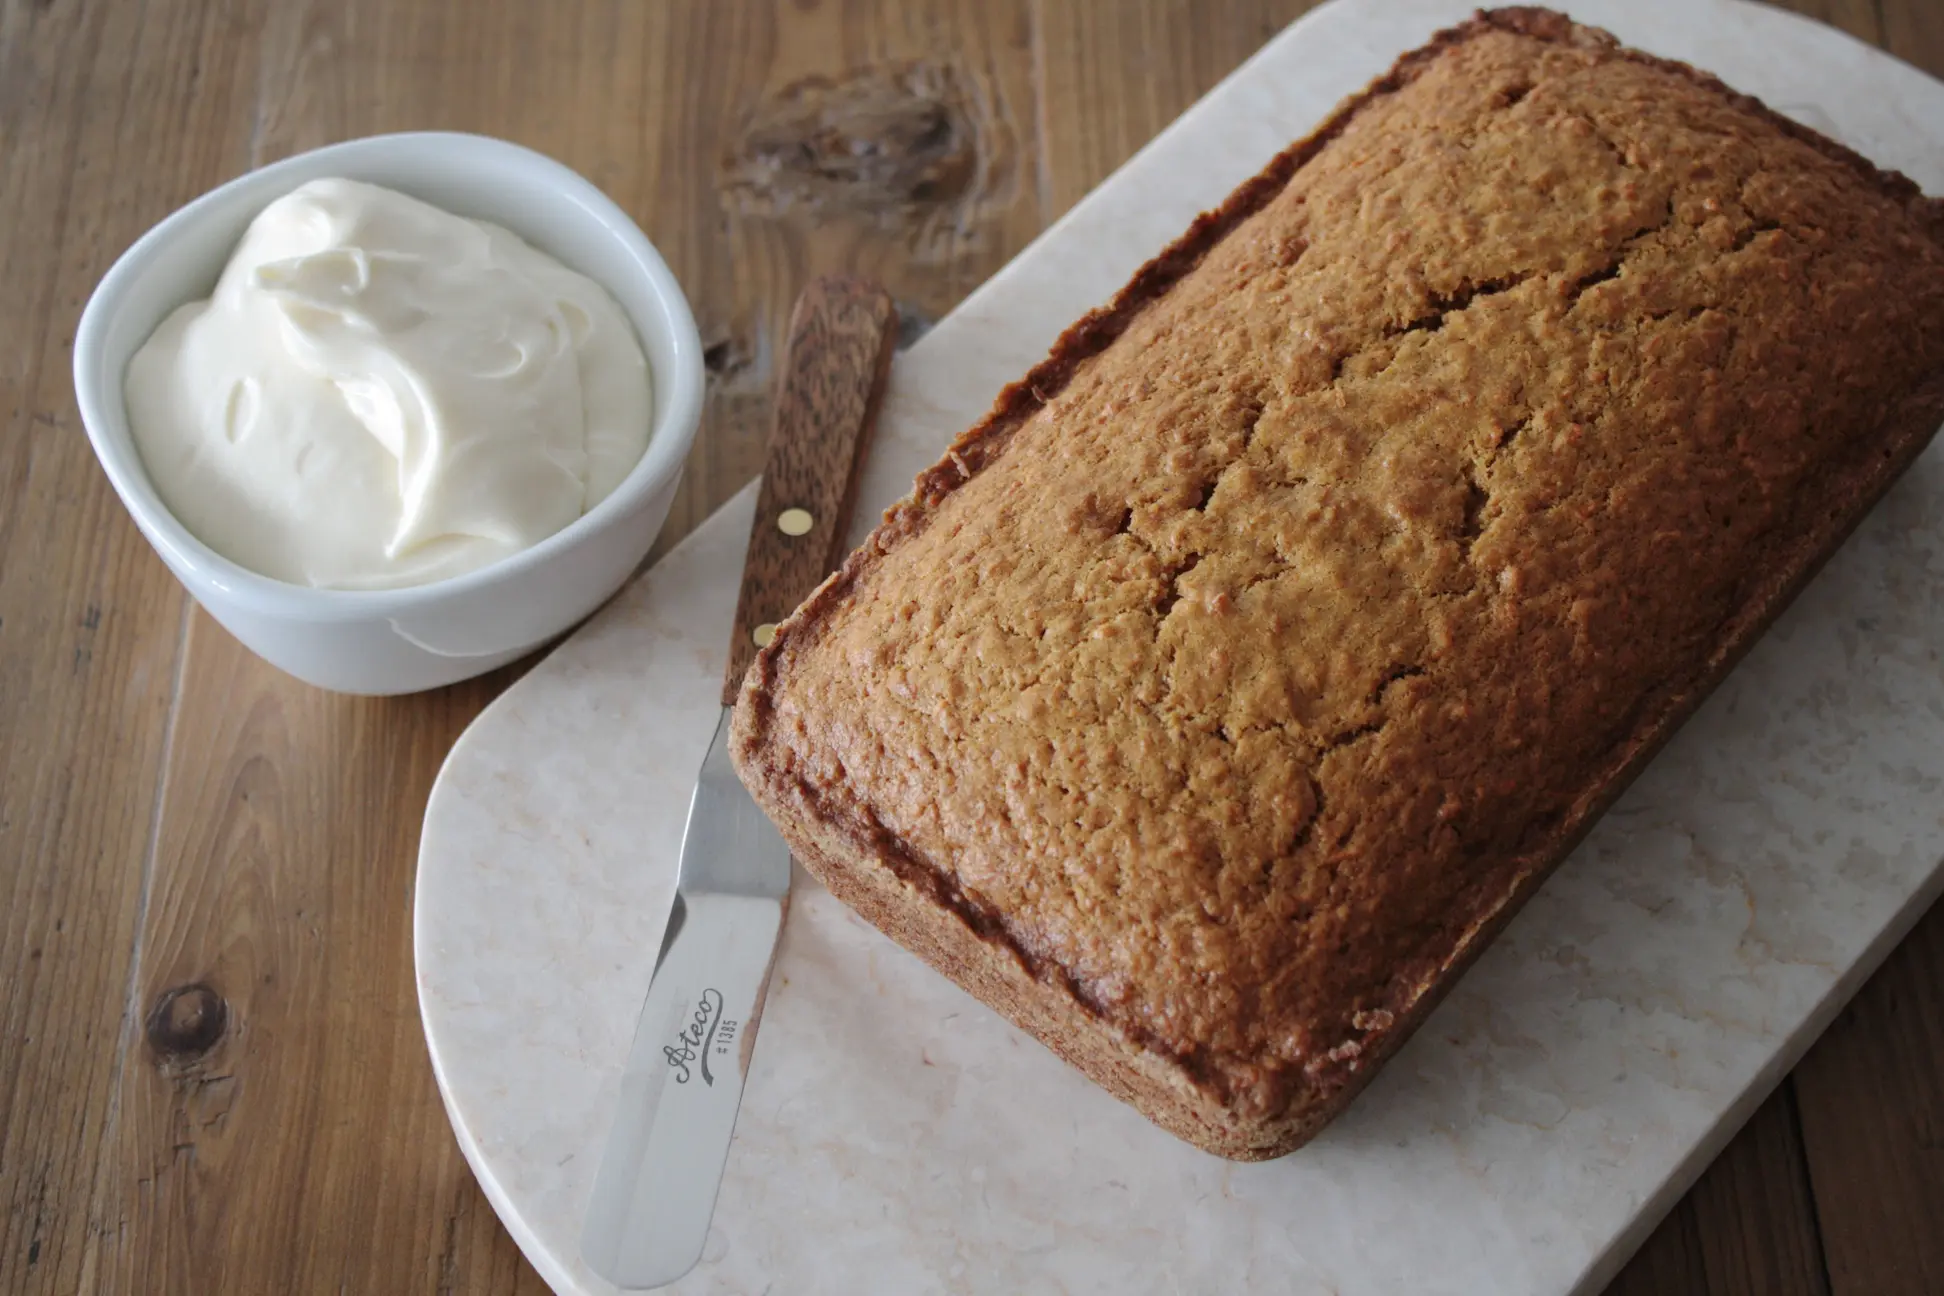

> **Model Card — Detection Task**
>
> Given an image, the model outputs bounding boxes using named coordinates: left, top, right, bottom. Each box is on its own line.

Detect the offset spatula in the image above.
left=582, top=276, right=899, bottom=1289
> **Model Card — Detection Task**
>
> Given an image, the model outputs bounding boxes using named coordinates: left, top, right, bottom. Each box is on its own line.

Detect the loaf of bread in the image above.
left=731, top=7, right=1944, bottom=1159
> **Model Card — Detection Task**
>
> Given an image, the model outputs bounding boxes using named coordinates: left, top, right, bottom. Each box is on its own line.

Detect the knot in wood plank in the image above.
left=720, top=62, right=979, bottom=221
left=145, top=983, right=229, bottom=1062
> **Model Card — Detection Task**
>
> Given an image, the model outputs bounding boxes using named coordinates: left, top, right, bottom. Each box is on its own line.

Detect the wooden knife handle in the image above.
left=721, top=276, right=899, bottom=706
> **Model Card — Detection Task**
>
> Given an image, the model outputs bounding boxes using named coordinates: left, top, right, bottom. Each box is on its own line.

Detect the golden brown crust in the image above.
left=732, top=7, right=1944, bottom=1159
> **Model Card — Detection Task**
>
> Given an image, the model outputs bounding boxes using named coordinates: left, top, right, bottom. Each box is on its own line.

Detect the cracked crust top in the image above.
left=732, top=7, right=1944, bottom=1150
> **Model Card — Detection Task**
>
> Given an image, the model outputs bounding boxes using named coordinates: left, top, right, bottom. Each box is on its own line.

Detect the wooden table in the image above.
left=2, top=1, right=1939, bottom=1291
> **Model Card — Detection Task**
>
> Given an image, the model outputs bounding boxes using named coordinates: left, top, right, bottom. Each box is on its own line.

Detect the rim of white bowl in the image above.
left=72, top=131, right=706, bottom=621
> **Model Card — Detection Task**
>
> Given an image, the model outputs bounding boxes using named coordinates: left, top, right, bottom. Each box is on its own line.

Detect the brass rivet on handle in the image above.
left=777, top=507, right=814, bottom=537
left=752, top=623, right=778, bottom=648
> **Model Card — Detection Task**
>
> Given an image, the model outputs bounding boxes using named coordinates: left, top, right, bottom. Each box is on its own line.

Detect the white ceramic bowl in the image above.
left=74, top=132, right=705, bottom=695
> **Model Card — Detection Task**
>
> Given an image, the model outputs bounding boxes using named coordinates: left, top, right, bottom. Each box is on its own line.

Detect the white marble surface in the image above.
left=413, top=1, right=1944, bottom=1292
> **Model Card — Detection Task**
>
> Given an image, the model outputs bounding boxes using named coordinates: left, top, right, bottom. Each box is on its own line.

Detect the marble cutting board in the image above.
left=413, top=1, right=1944, bottom=1292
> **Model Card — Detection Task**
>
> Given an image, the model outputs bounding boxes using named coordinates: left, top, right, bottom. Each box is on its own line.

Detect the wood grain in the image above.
left=0, top=2, right=1939, bottom=1293
left=1034, top=0, right=1317, bottom=220
left=0, top=0, right=256, bottom=1289
left=723, top=276, right=898, bottom=704
left=1793, top=900, right=1944, bottom=1296
left=662, top=0, right=1046, bottom=559
left=82, top=623, right=533, bottom=1292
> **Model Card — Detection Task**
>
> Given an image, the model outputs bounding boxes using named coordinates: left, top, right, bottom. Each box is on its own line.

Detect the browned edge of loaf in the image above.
left=734, top=6, right=1944, bottom=1160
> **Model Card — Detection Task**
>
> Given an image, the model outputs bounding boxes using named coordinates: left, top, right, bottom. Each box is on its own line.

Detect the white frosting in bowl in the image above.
left=125, top=177, right=653, bottom=590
